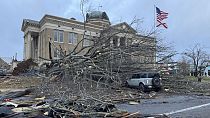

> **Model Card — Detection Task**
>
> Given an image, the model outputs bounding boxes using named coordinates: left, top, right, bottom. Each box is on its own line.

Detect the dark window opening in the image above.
left=120, top=37, right=126, bottom=46
left=113, top=36, right=118, bottom=47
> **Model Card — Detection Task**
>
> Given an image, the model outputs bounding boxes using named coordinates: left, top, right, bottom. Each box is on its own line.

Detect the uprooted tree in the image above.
left=40, top=2, right=173, bottom=92
left=12, top=58, right=38, bottom=76
left=36, top=1, right=175, bottom=116
left=41, top=24, right=174, bottom=84
left=39, top=20, right=173, bottom=94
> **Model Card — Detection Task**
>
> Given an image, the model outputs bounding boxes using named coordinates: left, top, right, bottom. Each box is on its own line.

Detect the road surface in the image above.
left=117, top=94, right=210, bottom=118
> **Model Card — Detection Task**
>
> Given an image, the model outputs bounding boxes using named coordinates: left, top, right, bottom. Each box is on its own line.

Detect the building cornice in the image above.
left=22, top=14, right=108, bottom=33
left=21, top=19, right=40, bottom=32
left=40, top=14, right=105, bottom=30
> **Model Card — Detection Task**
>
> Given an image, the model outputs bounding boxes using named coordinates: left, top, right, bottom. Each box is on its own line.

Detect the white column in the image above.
left=23, top=35, right=27, bottom=60
left=32, top=36, right=34, bottom=59
left=27, top=32, right=31, bottom=59
left=37, top=34, right=40, bottom=61
left=31, top=36, right=34, bottom=59
left=117, top=37, right=120, bottom=46
left=110, top=37, right=113, bottom=47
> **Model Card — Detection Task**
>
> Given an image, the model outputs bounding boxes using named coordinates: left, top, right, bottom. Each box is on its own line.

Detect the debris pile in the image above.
left=0, top=76, right=41, bottom=89
left=12, top=59, right=38, bottom=76
left=0, top=88, right=168, bottom=118
left=162, top=78, right=210, bottom=95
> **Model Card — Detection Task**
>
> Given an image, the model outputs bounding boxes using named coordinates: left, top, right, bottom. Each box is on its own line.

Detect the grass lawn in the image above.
left=186, top=76, right=210, bottom=82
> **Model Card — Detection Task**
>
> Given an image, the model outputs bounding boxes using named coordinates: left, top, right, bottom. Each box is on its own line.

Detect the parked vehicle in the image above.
left=126, top=72, right=162, bottom=92
left=0, top=68, right=6, bottom=76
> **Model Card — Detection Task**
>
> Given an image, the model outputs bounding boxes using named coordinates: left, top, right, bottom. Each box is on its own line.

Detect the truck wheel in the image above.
left=139, top=83, right=146, bottom=92
left=152, top=77, right=160, bottom=87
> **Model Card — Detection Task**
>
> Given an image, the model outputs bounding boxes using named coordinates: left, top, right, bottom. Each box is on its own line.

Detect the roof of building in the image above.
left=0, top=57, right=12, bottom=64
left=22, top=14, right=107, bottom=32
left=21, top=19, right=40, bottom=31
left=111, top=22, right=137, bottom=33
left=23, top=19, right=39, bottom=25
left=0, top=57, right=10, bottom=69
left=86, top=11, right=109, bottom=21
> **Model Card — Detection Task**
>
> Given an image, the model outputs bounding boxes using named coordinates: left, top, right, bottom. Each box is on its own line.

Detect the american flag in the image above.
left=156, top=7, right=168, bottom=29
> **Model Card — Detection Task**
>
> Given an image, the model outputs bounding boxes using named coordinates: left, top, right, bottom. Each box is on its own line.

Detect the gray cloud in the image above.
left=0, top=0, right=210, bottom=60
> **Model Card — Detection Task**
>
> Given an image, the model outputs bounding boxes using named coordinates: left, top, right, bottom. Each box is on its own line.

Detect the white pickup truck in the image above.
left=126, top=72, right=162, bottom=92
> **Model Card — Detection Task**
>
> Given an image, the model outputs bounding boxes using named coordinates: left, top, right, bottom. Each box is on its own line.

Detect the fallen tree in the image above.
left=36, top=0, right=175, bottom=116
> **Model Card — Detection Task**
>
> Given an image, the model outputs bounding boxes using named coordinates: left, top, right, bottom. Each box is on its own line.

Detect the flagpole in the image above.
left=154, top=4, right=157, bottom=68
left=154, top=5, right=156, bottom=37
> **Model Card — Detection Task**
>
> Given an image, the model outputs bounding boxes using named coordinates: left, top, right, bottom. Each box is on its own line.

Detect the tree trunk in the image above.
left=194, top=67, right=198, bottom=77
left=197, top=76, right=202, bottom=82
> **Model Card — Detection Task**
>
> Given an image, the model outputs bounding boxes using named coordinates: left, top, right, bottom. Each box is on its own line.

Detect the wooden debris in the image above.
left=128, top=101, right=140, bottom=105
left=35, top=96, right=46, bottom=101
left=12, top=107, right=34, bottom=113
left=0, top=88, right=32, bottom=101
left=122, top=111, right=140, bottom=118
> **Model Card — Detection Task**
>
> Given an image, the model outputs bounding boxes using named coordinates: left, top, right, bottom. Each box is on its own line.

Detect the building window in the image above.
left=54, top=30, right=64, bottom=43
left=69, top=32, right=77, bottom=44
left=54, top=31, right=58, bottom=42
left=113, top=36, right=118, bottom=47
left=59, top=32, right=63, bottom=43
left=83, top=35, right=90, bottom=46
left=120, top=37, right=126, bottom=46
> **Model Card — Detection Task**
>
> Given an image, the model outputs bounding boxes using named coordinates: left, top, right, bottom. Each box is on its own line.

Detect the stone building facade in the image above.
left=21, top=11, right=156, bottom=65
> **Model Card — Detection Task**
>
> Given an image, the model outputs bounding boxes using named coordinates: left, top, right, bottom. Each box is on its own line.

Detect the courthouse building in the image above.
left=21, top=11, right=155, bottom=65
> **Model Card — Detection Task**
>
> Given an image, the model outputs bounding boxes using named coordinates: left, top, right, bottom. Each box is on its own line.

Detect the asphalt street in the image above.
left=117, top=94, right=210, bottom=118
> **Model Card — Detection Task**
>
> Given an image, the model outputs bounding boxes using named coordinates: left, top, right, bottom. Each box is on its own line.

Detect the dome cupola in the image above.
left=86, top=11, right=110, bottom=27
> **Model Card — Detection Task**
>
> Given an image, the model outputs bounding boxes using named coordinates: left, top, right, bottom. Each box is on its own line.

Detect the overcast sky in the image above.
left=0, top=0, right=210, bottom=61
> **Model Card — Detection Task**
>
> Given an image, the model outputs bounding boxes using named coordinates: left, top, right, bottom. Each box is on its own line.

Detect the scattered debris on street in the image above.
left=162, top=77, right=210, bottom=95
left=0, top=75, right=170, bottom=118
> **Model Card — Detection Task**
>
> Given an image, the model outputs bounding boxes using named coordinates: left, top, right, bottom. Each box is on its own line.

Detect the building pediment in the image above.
left=111, top=22, right=137, bottom=34
left=21, top=19, right=40, bottom=32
